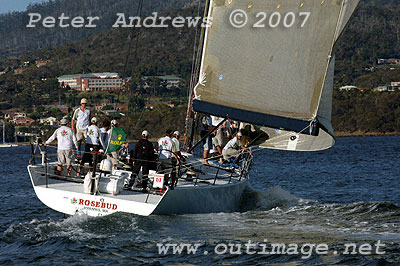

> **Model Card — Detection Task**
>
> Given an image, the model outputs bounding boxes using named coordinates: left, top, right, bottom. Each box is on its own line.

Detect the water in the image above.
left=1, top=136, right=399, bottom=265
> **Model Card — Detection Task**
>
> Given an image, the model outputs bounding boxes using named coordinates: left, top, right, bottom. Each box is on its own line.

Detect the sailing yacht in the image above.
left=28, top=0, right=360, bottom=217
left=0, top=121, right=16, bottom=148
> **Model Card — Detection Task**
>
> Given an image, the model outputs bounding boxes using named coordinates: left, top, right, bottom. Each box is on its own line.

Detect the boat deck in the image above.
left=29, top=158, right=245, bottom=205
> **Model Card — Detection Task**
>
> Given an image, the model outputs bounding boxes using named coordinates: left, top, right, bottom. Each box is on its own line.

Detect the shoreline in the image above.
left=335, top=131, right=400, bottom=137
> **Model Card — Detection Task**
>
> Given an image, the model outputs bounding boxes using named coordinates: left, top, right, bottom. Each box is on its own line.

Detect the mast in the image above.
left=184, top=0, right=210, bottom=152
left=2, top=121, right=5, bottom=144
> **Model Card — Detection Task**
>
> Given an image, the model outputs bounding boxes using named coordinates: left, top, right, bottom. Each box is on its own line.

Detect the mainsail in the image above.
left=192, top=0, right=360, bottom=151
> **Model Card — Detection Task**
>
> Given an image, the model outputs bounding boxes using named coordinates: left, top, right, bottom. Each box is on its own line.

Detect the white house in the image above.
left=339, top=85, right=357, bottom=91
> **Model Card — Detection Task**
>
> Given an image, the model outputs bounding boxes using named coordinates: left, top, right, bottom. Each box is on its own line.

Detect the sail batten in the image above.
left=193, top=0, right=359, bottom=151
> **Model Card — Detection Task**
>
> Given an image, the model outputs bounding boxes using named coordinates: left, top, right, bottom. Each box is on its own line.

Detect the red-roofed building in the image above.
left=95, top=103, right=107, bottom=111
left=14, top=68, right=25, bottom=74
left=5, top=112, right=26, bottom=121
left=57, top=105, right=69, bottom=114
left=14, top=117, right=35, bottom=126
left=36, top=60, right=52, bottom=68
left=116, top=104, right=128, bottom=111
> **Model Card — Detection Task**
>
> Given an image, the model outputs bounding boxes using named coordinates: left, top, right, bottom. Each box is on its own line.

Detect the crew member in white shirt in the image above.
left=222, top=132, right=252, bottom=162
left=77, top=117, right=101, bottom=176
left=157, top=129, right=178, bottom=187
left=71, top=98, right=91, bottom=151
left=44, top=118, right=78, bottom=177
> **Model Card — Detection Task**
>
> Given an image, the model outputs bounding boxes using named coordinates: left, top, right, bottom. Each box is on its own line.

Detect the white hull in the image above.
left=28, top=161, right=249, bottom=217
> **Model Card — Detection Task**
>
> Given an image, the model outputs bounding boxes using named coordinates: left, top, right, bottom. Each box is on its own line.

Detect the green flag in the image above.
left=106, top=128, right=127, bottom=154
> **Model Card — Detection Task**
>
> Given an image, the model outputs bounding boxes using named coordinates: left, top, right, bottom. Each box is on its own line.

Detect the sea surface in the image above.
left=0, top=136, right=399, bottom=265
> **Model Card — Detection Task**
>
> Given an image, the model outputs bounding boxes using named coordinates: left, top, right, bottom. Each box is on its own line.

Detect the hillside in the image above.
left=0, top=0, right=399, bottom=60
left=0, top=0, right=193, bottom=59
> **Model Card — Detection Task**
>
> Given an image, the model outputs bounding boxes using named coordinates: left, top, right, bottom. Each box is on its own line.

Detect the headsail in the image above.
left=192, top=0, right=360, bottom=151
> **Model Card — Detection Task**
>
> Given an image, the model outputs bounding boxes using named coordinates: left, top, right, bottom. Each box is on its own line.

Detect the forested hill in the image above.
left=334, top=0, right=400, bottom=86
left=0, top=0, right=192, bottom=59
left=0, top=0, right=400, bottom=60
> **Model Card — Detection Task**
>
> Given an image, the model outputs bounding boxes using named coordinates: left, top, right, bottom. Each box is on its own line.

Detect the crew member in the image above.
left=171, top=131, right=185, bottom=185
left=100, top=120, right=110, bottom=151
left=157, top=129, right=178, bottom=187
left=77, top=117, right=100, bottom=177
left=201, top=114, right=213, bottom=165
left=44, top=118, right=78, bottom=177
left=127, top=130, right=155, bottom=191
left=107, top=119, right=119, bottom=168
left=222, top=132, right=252, bottom=161
left=71, top=98, right=90, bottom=151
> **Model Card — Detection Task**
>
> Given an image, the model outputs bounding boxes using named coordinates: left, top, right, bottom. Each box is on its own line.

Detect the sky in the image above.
left=0, top=0, right=46, bottom=14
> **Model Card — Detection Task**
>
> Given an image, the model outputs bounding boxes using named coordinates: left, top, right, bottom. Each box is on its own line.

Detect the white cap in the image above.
left=142, top=130, right=149, bottom=137
left=173, top=131, right=180, bottom=136
left=80, top=98, right=88, bottom=104
left=60, top=118, right=68, bottom=125
left=111, top=119, right=118, bottom=126
left=237, top=132, right=242, bottom=137
left=91, top=117, right=97, bottom=123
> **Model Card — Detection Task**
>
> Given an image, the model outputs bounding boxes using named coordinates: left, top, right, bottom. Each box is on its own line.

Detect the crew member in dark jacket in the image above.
left=127, top=130, right=155, bottom=191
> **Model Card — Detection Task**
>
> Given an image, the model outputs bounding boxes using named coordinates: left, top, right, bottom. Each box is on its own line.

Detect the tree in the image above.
left=128, top=96, right=145, bottom=112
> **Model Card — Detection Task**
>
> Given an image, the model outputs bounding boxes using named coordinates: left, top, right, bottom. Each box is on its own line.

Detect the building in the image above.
left=5, top=112, right=27, bottom=121
left=116, top=104, right=128, bottom=111
left=36, top=60, right=52, bottom=68
left=95, top=103, right=107, bottom=111
left=58, top=73, right=123, bottom=92
left=143, top=75, right=183, bottom=89
left=39, top=117, right=57, bottom=126
left=14, top=117, right=35, bottom=126
left=14, top=68, right=25, bottom=74
left=373, top=86, right=388, bottom=92
left=378, top=59, right=400, bottom=65
left=392, top=82, right=400, bottom=86
left=339, top=85, right=357, bottom=91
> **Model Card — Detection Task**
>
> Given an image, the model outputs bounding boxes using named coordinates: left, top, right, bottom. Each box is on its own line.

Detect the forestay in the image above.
left=193, top=0, right=360, bottom=151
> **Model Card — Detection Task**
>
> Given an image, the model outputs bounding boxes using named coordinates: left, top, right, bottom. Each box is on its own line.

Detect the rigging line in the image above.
left=122, top=0, right=144, bottom=79
left=188, top=0, right=203, bottom=96
left=184, top=0, right=211, bottom=149
left=314, top=1, right=345, bottom=118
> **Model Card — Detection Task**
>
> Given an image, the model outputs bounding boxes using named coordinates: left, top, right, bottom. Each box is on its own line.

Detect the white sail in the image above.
left=193, top=0, right=360, bottom=151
